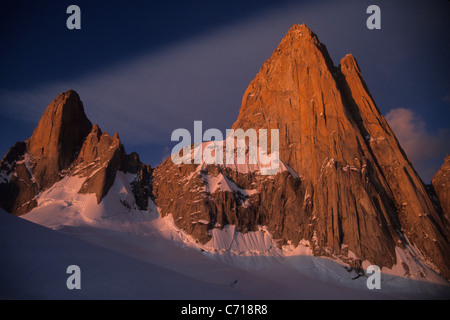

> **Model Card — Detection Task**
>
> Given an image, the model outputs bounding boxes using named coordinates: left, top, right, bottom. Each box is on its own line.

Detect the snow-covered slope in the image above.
left=0, top=208, right=252, bottom=299
left=5, top=173, right=448, bottom=299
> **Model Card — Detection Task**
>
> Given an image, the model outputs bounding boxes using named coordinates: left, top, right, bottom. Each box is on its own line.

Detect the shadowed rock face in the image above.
left=0, top=142, right=37, bottom=215
left=154, top=25, right=450, bottom=278
left=122, top=152, right=153, bottom=210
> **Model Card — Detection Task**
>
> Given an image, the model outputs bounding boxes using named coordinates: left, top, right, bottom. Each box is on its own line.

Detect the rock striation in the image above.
left=154, top=25, right=450, bottom=278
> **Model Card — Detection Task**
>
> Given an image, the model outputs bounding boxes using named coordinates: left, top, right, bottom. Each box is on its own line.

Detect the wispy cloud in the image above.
left=385, top=108, right=449, bottom=182
left=1, top=0, right=448, bottom=174
left=0, top=0, right=364, bottom=149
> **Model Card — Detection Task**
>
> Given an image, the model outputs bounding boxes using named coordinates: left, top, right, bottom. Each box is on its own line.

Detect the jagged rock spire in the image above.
left=26, top=89, right=92, bottom=189
left=232, top=24, right=450, bottom=278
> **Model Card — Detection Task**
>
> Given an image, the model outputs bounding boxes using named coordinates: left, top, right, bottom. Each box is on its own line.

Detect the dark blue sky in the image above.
left=1, top=0, right=449, bottom=182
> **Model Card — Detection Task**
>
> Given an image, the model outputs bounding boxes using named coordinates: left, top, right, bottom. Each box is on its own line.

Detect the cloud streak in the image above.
left=1, top=0, right=448, bottom=172
left=385, top=108, right=449, bottom=182
left=0, top=0, right=365, bottom=149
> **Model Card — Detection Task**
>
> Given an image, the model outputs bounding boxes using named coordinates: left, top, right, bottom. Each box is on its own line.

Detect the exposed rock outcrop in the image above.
left=26, top=90, right=93, bottom=190
left=153, top=147, right=305, bottom=245
left=0, top=90, right=151, bottom=215
left=75, top=124, right=126, bottom=203
left=432, top=155, right=450, bottom=219
left=154, top=24, right=450, bottom=278
left=123, top=152, right=153, bottom=210
left=0, top=90, right=92, bottom=215
left=0, top=142, right=37, bottom=215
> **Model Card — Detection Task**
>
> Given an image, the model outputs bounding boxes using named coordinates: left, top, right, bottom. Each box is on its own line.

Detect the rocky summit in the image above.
left=155, top=24, right=450, bottom=278
left=0, top=90, right=151, bottom=216
left=1, top=25, right=449, bottom=280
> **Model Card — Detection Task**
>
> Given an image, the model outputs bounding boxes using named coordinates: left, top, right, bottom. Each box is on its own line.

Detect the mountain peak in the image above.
left=286, top=24, right=318, bottom=41
left=340, top=53, right=361, bottom=74
left=0, top=89, right=151, bottom=216
left=0, top=90, right=92, bottom=215
left=60, top=88, right=79, bottom=99
left=275, top=24, right=326, bottom=54
left=26, top=90, right=92, bottom=189
left=231, top=25, right=450, bottom=279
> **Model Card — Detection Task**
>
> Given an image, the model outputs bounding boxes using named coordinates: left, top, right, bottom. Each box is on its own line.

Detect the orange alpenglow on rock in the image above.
left=0, top=25, right=449, bottom=280
left=155, top=24, right=450, bottom=278
left=26, top=90, right=93, bottom=190
left=433, top=155, right=450, bottom=219
left=0, top=90, right=151, bottom=214
left=231, top=24, right=450, bottom=277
